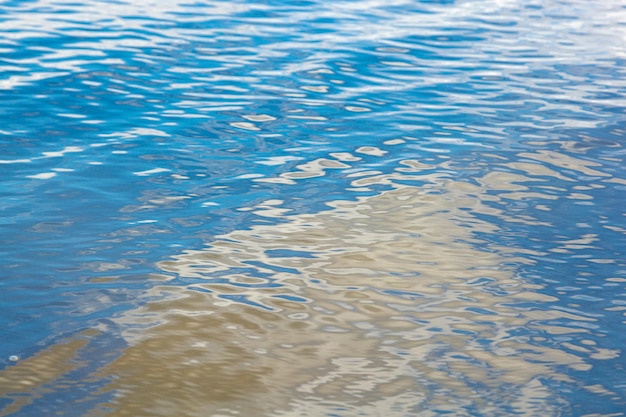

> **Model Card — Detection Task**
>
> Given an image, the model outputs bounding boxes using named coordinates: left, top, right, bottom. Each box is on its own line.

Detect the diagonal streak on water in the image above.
left=1, top=0, right=626, bottom=416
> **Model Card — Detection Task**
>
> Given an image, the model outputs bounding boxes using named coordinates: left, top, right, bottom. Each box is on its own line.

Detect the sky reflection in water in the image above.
left=1, top=0, right=626, bottom=416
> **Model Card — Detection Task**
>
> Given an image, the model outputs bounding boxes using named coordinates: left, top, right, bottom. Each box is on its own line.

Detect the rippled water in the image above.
left=1, top=0, right=626, bottom=416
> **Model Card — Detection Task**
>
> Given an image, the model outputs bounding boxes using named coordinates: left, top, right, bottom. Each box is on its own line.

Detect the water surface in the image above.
left=1, top=0, right=626, bottom=416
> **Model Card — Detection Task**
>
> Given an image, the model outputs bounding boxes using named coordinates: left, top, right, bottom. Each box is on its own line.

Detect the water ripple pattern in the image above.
left=1, top=0, right=626, bottom=416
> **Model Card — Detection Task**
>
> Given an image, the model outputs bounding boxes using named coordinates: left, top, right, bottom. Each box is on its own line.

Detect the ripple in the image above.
left=1, top=0, right=626, bottom=415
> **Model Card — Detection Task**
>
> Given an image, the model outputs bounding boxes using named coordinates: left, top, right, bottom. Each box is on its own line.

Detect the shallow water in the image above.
left=1, top=0, right=626, bottom=416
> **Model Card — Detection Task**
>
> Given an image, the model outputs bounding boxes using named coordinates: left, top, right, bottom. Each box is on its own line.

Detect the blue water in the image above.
left=1, top=0, right=626, bottom=416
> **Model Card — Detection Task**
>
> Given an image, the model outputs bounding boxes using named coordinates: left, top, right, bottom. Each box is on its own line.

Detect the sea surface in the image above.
left=1, top=0, right=626, bottom=416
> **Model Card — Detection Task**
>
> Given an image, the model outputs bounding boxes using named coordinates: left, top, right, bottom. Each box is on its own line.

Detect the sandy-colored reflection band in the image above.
left=89, top=170, right=614, bottom=416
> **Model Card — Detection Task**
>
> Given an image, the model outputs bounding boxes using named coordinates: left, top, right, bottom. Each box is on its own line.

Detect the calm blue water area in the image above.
left=1, top=0, right=626, bottom=415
